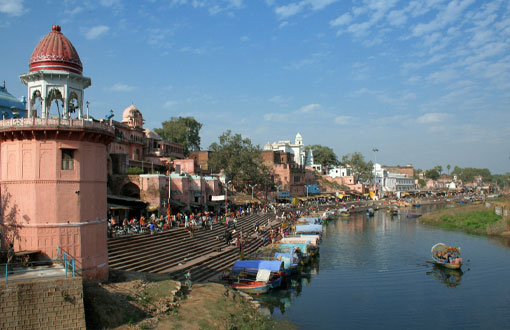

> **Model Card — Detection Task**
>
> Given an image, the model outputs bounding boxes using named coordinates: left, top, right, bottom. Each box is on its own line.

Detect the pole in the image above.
left=225, top=181, right=229, bottom=215
left=167, top=169, right=171, bottom=219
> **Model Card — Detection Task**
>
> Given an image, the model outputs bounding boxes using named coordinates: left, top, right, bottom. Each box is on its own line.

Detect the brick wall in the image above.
left=0, top=277, right=86, bottom=329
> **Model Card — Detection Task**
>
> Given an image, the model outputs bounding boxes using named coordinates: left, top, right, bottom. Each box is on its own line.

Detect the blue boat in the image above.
left=279, top=243, right=311, bottom=264
left=274, top=252, right=299, bottom=275
left=230, top=260, right=285, bottom=291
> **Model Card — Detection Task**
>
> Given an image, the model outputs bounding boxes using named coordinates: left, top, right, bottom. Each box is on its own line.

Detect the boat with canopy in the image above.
left=431, top=243, right=463, bottom=269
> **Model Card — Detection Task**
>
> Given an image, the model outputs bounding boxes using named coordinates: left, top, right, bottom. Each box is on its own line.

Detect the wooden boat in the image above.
left=231, top=281, right=270, bottom=294
left=431, top=243, right=462, bottom=269
left=229, top=260, right=285, bottom=293
left=389, top=206, right=399, bottom=216
left=406, top=213, right=421, bottom=218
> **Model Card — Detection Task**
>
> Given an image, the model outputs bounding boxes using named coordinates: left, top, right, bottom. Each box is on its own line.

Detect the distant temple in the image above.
left=263, top=132, right=314, bottom=167
left=0, top=81, right=27, bottom=119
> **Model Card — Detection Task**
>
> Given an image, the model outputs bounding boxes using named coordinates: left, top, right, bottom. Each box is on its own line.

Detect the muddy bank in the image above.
left=83, top=270, right=294, bottom=329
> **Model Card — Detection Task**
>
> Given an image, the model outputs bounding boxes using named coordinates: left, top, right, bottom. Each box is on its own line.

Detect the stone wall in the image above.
left=0, top=277, right=86, bottom=329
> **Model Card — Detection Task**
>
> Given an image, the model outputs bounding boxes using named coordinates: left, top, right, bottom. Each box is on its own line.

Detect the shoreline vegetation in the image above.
left=420, top=203, right=510, bottom=236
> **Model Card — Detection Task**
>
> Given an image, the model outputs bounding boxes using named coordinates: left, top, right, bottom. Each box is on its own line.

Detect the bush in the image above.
left=126, top=167, right=144, bottom=175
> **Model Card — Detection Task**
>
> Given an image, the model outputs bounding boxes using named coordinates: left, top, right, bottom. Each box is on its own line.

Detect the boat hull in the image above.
left=231, top=282, right=269, bottom=294
left=432, top=260, right=462, bottom=269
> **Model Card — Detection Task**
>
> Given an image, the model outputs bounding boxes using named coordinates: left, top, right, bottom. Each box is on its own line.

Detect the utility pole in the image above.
left=249, top=184, right=257, bottom=209
left=225, top=180, right=231, bottom=214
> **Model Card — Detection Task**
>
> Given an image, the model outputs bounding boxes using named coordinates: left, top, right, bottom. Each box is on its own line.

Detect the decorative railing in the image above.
left=0, top=117, right=114, bottom=133
left=3, top=246, right=78, bottom=282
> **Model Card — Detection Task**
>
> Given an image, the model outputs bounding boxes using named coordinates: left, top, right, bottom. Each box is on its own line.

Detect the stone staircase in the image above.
left=108, top=213, right=278, bottom=282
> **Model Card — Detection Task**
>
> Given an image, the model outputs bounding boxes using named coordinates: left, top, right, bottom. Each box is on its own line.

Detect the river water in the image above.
left=261, top=204, right=510, bottom=330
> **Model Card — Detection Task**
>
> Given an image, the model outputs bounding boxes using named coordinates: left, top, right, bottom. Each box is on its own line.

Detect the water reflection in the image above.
left=267, top=204, right=510, bottom=330
left=427, top=264, right=464, bottom=288
left=255, top=257, right=321, bottom=315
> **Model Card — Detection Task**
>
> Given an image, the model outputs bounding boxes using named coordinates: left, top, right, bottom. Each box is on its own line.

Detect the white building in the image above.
left=264, top=132, right=312, bottom=166
left=373, top=163, right=415, bottom=193
left=328, top=166, right=352, bottom=178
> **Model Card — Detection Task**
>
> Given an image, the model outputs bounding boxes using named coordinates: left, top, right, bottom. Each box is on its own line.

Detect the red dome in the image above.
left=29, top=25, right=83, bottom=75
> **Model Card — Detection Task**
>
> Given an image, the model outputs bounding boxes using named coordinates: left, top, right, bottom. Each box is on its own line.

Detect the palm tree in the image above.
left=447, top=164, right=451, bottom=175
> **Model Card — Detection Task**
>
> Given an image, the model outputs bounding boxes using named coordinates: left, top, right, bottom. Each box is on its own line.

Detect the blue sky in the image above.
left=1, top=0, right=510, bottom=174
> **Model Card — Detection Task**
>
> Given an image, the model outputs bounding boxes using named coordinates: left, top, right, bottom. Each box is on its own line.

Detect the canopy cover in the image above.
left=279, top=243, right=308, bottom=254
left=232, top=260, right=284, bottom=272
left=295, top=224, right=323, bottom=233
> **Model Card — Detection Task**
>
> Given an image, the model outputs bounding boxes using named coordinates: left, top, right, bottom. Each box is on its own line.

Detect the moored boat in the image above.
left=230, top=281, right=270, bottom=294
left=229, top=260, right=285, bottom=293
left=431, top=243, right=462, bottom=269
left=406, top=213, right=421, bottom=218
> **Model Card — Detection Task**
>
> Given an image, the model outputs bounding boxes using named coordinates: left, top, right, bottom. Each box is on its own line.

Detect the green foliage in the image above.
left=126, top=167, right=144, bottom=175
left=425, top=168, right=440, bottom=180
left=209, top=131, right=271, bottom=192
left=438, top=210, right=501, bottom=232
left=304, top=145, right=339, bottom=167
left=422, top=205, right=505, bottom=235
left=341, top=152, right=373, bottom=183
left=491, top=173, right=510, bottom=187
left=451, top=166, right=492, bottom=183
left=154, top=116, right=203, bottom=156
left=418, top=179, right=426, bottom=187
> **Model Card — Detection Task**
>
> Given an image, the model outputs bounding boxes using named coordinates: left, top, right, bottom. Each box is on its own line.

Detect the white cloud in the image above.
left=269, top=95, right=292, bottom=103
left=416, top=112, right=450, bottom=124
left=334, top=116, right=352, bottom=125
left=110, top=83, right=136, bottom=92
left=275, top=2, right=305, bottom=19
left=240, top=35, right=250, bottom=42
left=163, top=101, right=178, bottom=108
left=85, top=25, right=110, bottom=40
left=387, top=9, right=407, bottom=27
left=412, top=0, right=476, bottom=37
left=0, top=0, right=25, bottom=16
left=330, top=13, right=352, bottom=27
left=263, top=112, right=290, bottom=122
left=299, top=103, right=321, bottom=113
left=65, top=6, right=83, bottom=16
left=306, top=0, right=337, bottom=11
left=100, top=0, right=122, bottom=7
left=274, top=0, right=337, bottom=19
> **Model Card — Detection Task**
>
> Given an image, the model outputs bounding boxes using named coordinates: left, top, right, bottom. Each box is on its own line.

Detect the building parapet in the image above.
left=0, top=117, right=114, bottom=134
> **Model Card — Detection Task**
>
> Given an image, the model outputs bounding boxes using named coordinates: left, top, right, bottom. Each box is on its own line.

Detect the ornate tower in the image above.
left=20, top=25, right=90, bottom=119
left=0, top=25, right=113, bottom=281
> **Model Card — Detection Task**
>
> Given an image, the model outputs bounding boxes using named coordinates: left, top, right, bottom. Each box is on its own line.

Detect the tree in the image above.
left=447, top=164, right=451, bottom=175
left=425, top=168, right=440, bottom=180
left=451, top=167, right=492, bottom=183
left=341, top=152, right=373, bottom=183
left=304, top=145, right=339, bottom=168
left=434, top=165, right=443, bottom=175
left=154, top=116, right=202, bottom=156
left=209, top=130, right=271, bottom=192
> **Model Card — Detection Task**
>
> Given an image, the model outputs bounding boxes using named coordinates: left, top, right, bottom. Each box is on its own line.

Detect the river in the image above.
left=260, top=204, right=510, bottom=330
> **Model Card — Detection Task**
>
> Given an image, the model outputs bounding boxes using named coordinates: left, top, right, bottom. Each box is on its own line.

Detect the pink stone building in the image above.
left=0, top=25, right=113, bottom=281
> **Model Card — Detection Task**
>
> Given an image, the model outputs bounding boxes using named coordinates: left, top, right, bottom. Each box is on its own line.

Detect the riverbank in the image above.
left=420, top=204, right=510, bottom=236
left=83, top=270, right=294, bottom=329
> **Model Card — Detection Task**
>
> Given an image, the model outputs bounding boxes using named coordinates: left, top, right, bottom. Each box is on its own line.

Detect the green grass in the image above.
left=422, top=206, right=505, bottom=235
